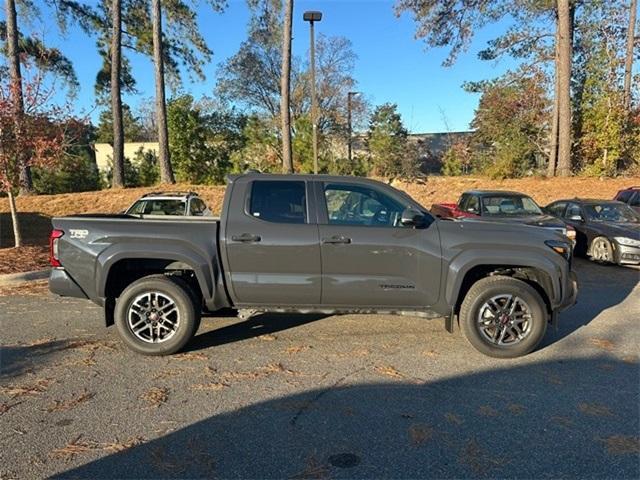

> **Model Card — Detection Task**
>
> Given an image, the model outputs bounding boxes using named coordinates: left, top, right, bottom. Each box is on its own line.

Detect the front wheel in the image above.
left=459, top=276, right=548, bottom=358
left=589, top=236, right=614, bottom=264
left=115, top=275, right=200, bottom=356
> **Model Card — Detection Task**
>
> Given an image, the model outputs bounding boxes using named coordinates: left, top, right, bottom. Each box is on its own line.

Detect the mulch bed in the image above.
left=0, top=245, right=50, bottom=275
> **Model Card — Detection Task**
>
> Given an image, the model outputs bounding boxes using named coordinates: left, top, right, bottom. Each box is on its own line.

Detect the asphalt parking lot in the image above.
left=0, top=258, right=638, bottom=479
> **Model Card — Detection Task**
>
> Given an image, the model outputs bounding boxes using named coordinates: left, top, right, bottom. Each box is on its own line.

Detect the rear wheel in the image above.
left=460, top=276, right=548, bottom=358
left=115, top=275, right=200, bottom=355
left=590, top=236, right=614, bottom=264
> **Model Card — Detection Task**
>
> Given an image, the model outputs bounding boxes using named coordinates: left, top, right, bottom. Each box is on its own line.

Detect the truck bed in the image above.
left=51, top=215, right=223, bottom=308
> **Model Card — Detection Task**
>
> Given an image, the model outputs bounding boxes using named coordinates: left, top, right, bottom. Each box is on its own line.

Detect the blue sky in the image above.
left=10, top=0, right=522, bottom=133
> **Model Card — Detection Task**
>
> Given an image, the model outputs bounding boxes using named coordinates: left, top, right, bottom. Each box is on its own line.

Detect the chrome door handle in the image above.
left=231, top=233, right=261, bottom=243
left=322, top=236, right=351, bottom=244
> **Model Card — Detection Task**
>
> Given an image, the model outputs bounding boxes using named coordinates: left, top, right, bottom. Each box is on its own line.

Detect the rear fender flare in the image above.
left=96, top=243, right=215, bottom=302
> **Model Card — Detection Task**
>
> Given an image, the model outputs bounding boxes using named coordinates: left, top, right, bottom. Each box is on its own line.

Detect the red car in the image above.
left=613, top=186, right=640, bottom=213
left=431, top=190, right=577, bottom=243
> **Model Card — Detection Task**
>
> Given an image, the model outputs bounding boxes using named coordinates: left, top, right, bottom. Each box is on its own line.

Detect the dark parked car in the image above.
left=431, top=190, right=576, bottom=243
left=544, top=199, right=640, bottom=265
left=49, top=174, right=577, bottom=358
left=614, top=186, right=640, bottom=213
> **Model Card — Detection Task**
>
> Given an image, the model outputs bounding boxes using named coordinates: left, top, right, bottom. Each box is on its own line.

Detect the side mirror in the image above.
left=401, top=208, right=426, bottom=227
left=568, top=214, right=584, bottom=222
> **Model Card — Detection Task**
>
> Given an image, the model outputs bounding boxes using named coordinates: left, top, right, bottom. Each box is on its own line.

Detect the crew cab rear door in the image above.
left=223, top=178, right=321, bottom=306
left=316, top=180, right=441, bottom=308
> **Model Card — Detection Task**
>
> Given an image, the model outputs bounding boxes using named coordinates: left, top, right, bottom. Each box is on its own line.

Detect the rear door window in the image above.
left=249, top=181, right=307, bottom=224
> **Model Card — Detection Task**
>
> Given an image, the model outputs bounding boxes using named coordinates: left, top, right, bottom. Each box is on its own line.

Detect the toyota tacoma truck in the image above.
left=49, top=173, right=578, bottom=358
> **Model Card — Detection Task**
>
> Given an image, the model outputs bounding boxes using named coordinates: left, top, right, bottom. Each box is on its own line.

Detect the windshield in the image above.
left=481, top=195, right=543, bottom=216
left=583, top=203, right=639, bottom=223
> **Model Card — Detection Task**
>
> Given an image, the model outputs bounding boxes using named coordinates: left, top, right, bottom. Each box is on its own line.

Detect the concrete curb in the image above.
left=0, top=269, right=50, bottom=286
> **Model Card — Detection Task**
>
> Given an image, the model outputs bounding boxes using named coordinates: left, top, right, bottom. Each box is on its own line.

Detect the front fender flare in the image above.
left=445, top=249, right=561, bottom=308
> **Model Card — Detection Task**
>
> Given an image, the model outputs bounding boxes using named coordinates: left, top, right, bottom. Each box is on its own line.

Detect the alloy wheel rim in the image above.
left=127, top=292, right=180, bottom=343
left=477, top=294, right=533, bottom=346
left=593, top=240, right=611, bottom=262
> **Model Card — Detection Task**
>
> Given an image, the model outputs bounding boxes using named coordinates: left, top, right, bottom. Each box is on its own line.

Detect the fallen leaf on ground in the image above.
left=258, top=334, right=277, bottom=341
left=47, top=390, right=94, bottom=412
left=507, top=404, right=525, bottom=415
left=172, top=352, right=209, bottom=361
left=0, top=401, right=23, bottom=415
left=599, top=435, right=640, bottom=455
left=50, top=435, right=143, bottom=459
left=590, top=338, right=615, bottom=351
left=445, top=412, right=464, bottom=425
left=190, top=382, right=228, bottom=391
left=0, top=378, right=54, bottom=398
left=290, top=455, right=329, bottom=479
left=458, top=439, right=508, bottom=474
left=578, top=403, right=614, bottom=417
left=478, top=405, right=498, bottom=417
left=409, top=424, right=434, bottom=446
left=140, top=387, right=169, bottom=408
left=374, top=365, right=405, bottom=379
left=550, top=416, right=574, bottom=427
left=285, top=345, right=311, bottom=354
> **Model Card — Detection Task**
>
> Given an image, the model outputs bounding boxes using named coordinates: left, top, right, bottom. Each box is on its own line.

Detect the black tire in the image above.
left=115, top=274, right=200, bottom=355
left=589, top=236, right=614, bottom=264
left=459, top=276, right=548, bottom=359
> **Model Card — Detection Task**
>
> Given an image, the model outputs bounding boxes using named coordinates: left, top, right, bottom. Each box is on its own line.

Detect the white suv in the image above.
left=125, top=192, right=212, bottom=217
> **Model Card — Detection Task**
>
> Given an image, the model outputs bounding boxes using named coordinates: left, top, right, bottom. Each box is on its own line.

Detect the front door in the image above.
left=317, top=181, right=441, bottom=308
left=224, top=179, right=321, bottom=306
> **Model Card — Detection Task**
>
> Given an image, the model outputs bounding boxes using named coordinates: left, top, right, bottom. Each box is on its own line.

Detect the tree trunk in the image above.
left=152, top=0, right=175, bottom=184
left=548, top=25, right=560, bottom=177
left=7, top=190, right=22, bottom=248
left=110, top=0, right=125, bottom=188
left=280, top=0, right=294, bottom=174
left=623, top=0, right=638, bottom=114
left=5, top=0, right=33, bottom=195
left=556, top=0, right=573, bottom=177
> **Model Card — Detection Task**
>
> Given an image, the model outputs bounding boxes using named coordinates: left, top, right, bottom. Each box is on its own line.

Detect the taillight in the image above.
left=49, top=229, right=64, bottom=267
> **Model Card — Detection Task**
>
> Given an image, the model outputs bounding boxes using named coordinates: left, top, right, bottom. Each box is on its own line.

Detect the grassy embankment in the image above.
left=1, top=176, right=636, bottom=274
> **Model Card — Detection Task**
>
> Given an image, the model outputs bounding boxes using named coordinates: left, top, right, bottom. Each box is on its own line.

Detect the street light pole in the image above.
left=303, top=11, right=322, bottom=174
left=347, top=91, right=359, bottom=165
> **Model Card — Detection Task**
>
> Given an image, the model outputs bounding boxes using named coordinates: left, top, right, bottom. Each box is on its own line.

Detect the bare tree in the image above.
left=623, top=0, right=638, bottom=114
left=152, top=0, right=175, bottom=184
left=110, top=0, right=125, bottom=188
left=556, top=0, right=573, bottom=177
left=4, top=0, right=33, bottom=194
left=548, top=26, right=560, bottom=176
left=280, top=0, right=293, bottom=173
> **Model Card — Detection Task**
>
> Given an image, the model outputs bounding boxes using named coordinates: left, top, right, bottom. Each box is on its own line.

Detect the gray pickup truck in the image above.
left=49, top=173, right=577, bottom=358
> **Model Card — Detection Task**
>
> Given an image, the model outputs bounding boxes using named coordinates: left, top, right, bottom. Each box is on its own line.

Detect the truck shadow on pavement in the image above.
left=185, top=313, right=330, bottom=352
left=187, top=258, right=638, bottom=354
left=0, top=340, right=72, bottom=379
left=55, top=356, right=639, bottom=479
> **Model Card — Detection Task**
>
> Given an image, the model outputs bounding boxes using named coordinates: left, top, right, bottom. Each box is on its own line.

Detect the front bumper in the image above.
left=557, top=270, right=578, bottom=311
left=49, top=268, right=88, bottom=299
left=614, top=243, right=640, bottom=265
